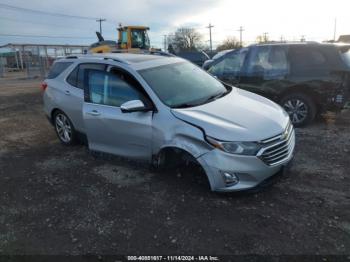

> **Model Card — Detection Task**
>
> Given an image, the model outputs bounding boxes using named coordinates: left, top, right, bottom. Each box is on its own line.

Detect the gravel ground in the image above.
left=0, top=78, right=349, bottom=256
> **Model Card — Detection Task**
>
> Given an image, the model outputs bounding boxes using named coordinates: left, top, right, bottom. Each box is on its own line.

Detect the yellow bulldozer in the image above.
left=89, top=25, right=152, bottom=53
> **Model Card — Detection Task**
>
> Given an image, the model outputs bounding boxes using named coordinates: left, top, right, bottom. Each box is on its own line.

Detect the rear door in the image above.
left=64, top=63, right=106, bottom=132
left=338, top=45, right=350, bottom=107
left=239, top=45, right=290, bottom=99
left=82, top=67, right=153, bottom=160
left=289, top=45, right=349, bottom=108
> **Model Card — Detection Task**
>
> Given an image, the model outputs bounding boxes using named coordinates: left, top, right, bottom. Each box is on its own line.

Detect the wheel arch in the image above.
left=277, top=84, right=321, bottom=107
left=51, top=108, right=61, bottom=121
left=153, top=145, right=212, bottom=189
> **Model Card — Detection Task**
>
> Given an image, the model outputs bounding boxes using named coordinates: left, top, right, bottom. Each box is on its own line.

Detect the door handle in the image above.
left=87, top=110, right=101, bottom=116
left=64, top=90, right=70, bottom=95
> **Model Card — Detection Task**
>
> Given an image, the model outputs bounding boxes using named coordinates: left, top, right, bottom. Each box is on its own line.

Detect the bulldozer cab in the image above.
left=118, top=26, right=150, bottom=50
left=89, top=25, right=154, bottom=54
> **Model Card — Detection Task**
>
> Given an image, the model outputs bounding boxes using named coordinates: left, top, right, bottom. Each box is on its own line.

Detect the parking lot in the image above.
left=0, top=77, right=349, bottom=255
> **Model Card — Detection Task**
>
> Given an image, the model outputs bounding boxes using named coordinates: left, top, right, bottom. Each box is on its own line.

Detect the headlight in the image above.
left=206, top=136, right=261, bottom=155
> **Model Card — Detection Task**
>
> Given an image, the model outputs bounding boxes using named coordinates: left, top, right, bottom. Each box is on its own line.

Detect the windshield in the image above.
left=212, top=49, right=233, bottom=60
left=340, top=48, right=350, bottom=68
left=131, top=29, right=150, bottom=49
left=139, top=62, right=229, bottom=108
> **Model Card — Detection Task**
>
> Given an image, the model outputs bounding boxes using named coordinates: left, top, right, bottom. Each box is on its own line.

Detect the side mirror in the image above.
left=202, top=60, right=213, bottom=70
left=120, top=100, right=148, bottom=113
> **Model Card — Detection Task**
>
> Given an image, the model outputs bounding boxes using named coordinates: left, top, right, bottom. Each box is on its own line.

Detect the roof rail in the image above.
left=110, top=49, right=175, bottom=57
left=65, top=55, right=78, bottom=59
left=103, top=57, right=127, bottom=64
left=148, top=50, right=175, bottom=57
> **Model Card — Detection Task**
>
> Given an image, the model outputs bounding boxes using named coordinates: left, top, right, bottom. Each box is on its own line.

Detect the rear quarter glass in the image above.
left=47, top=62, right=73, bottom=79
left=340, top=48, right=350, bottom=68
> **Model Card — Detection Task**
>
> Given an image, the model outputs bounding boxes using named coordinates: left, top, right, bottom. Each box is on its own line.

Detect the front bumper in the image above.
left=197, top=145, right=294, bottom=192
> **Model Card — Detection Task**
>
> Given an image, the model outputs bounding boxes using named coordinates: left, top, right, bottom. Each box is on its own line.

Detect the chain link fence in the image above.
left=0, top=44, right=88, bottom=79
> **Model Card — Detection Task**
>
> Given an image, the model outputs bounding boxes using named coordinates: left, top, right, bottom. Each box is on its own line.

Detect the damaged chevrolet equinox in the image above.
left=43, top=53, right=295, bottom=192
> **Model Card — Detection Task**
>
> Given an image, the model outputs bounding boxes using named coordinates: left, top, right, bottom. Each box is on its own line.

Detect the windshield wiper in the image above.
left=172, top=102, right=199, bottom=109
left=199, top=91, right=227, bottom=104
left=173, top=91, right=228, bottom=109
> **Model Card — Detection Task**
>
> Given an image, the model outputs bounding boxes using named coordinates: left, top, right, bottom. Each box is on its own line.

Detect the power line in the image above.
left=333, top=18, right=337, bottom=41
left=0, top=16, right=95, bottom=30
left=96, top=18, right=106, bottom=34
left=163, top=35, right=167, bottom=51
left=0, top=33, right=96, bottom=39
left=263, top=32, right=269, bottom=42
left=237, top=26, right=244, bottom=47
left=206, top=23, right=214, bottom=52
left=0, top=3, right=98, bottom=20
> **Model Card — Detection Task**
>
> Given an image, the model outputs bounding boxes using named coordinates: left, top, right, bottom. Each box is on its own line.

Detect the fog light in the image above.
left=222, top=172, right=239, bottom=186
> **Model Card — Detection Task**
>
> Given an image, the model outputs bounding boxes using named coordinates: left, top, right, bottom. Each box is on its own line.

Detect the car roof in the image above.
left=57, top=52, right=184, bottom=70
left=252, top=41, right=350, bottom=48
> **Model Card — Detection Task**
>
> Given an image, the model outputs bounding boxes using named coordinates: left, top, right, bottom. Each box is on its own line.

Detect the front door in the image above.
left=82, top=68, right=153, bottom=160
left=239, top=46, right=290, bottom=99
left=207, top=49, right=247, bottom=86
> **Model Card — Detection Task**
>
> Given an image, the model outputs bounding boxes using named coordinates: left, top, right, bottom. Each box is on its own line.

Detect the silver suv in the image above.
left=43, top=53, right=295, bottom=192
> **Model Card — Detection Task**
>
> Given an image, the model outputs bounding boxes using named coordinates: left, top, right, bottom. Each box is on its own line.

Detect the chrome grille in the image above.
left=257, top=122, right=295, bottom=166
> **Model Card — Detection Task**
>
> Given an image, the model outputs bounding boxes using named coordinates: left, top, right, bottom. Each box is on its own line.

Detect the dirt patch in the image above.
left=93, top=164, right=154, bottom=186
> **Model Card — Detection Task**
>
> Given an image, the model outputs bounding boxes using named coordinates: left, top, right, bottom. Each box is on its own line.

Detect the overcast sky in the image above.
left=0, top=0, right=349, bottom=49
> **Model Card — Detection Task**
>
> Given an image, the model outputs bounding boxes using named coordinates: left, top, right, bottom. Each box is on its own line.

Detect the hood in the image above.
left=171, top=88, right=290, bottom=142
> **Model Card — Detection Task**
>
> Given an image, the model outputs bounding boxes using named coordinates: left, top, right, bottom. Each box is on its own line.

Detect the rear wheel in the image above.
left=53, top=111, right=77, bottom=145
left=280, top=93, right=317, bottom=127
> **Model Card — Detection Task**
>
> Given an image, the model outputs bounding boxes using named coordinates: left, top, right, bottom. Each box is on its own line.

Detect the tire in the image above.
left=152, top=149, right=196, bottom=172
left=280, top=93, right=317, bottom=127
left=53, top=111, right=78, bottom=145
left=152, top=150, right=178, bottom=172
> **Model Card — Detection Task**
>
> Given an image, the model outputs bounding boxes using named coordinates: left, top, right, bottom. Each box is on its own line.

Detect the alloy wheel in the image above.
left=283, top=99, right=308, bottom=125
left=55, top=113, right=72, bottom=143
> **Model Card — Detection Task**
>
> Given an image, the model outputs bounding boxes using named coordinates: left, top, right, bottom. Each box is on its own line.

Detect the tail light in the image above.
left=41, top=82, right=48, bottom=91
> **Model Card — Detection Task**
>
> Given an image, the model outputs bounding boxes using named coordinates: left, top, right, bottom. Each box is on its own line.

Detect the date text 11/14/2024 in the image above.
left=127, top=256, right=220, bottom=261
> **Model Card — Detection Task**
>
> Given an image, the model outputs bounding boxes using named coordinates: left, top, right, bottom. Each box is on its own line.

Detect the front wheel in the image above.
left=280, top=93, right=317, bottom=127
left=53, top=111, right=77, bottom=145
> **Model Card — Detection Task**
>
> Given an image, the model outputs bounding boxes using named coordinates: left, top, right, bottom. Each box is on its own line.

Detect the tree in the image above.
left=216, top=37, right=241, bottom=51
left=167, top=44, right=175, bottom=54
left=170, top=27, right=202, bottom=51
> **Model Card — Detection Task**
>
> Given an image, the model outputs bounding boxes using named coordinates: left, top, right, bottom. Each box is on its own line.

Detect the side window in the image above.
left=47, top=62, right=73, bottom=79
left=87, top=70, right=144, bottom=107
left=66, top=66, right=78, bottom=87
left=266, top=47, right=289, bottom=78
left=208, top=50, right=246, bottom=76
left=244, top=46, right=289, bottom=79
left=77, top=63, right=106, bottom=89
left=289, top=46, right=329, bottom=76
left=245, top=46, right=270, bottom=75
left=121, top=31, right=128, bottom=44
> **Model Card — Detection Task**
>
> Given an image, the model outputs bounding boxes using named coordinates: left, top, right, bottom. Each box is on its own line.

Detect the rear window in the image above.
left=66, top=63, right=106, bottom=89
left=66, top=66, right=78, bottom=87
left=47, top=62, right=73, bottom=79
left=289, top=46, right=329, bottom=76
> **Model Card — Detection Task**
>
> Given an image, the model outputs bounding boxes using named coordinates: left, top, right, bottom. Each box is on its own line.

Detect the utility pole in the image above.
left=263, top=32, right=269, bottom=43
left=163, top=35, right=167, bottom=51
left=333, top=18, right=337, bottom=42
left=96, top=18, right=106, bottom=34
left=237, top=26, right=244, bottom=47
left=207, top=23, right=214, bottom=52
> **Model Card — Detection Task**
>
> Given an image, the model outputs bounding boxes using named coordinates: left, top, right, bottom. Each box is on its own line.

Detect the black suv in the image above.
left=205, top=42, right=350, bottom=126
